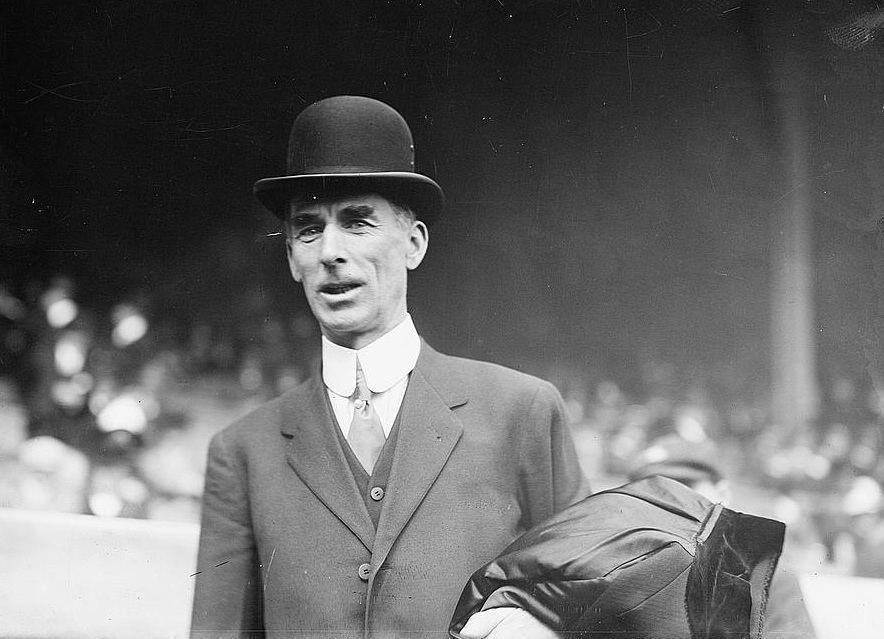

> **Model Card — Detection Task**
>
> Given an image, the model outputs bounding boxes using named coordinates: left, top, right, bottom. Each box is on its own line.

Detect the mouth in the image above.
left=318, top=282, right=361, bottom=296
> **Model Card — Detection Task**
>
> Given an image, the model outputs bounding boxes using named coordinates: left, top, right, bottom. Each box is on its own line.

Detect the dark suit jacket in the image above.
left=190, top=342, right=590, bottom=639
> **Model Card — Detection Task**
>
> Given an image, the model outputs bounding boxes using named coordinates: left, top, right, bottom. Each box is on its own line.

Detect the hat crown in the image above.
left=287, top=96, right=416, bottom=176
left=254, top=95, right=444, bottom=222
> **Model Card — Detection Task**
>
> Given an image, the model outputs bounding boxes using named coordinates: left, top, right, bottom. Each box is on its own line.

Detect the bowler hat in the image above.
left=629, top=434, right=725, bottom=486
left=254, top=96, right=444, bottom=223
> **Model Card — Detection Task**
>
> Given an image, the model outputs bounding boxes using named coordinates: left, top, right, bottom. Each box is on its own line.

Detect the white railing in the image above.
left=0, top=508, right=197, bottom=639
left=2, top=507, right=883, bottom=639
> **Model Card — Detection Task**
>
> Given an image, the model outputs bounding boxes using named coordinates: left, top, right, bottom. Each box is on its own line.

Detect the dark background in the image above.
left=2, top=0, right=882, bottom=396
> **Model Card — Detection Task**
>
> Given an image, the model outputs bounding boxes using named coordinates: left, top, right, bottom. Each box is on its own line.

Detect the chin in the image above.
left=318, top=314, right=370, bottom=339
left=310, top=303, right=363, bottom=328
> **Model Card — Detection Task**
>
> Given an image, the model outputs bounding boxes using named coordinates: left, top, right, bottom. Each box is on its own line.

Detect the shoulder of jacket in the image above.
left=210, top=379, right=312, bottom=443
left=424, top=347, right=558, bottom=398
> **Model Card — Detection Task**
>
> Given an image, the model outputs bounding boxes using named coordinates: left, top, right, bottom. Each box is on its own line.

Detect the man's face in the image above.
left=285, top=193, right=428, bottom=349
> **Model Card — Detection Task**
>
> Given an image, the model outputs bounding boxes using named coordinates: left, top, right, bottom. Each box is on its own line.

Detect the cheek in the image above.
left=380, top=268, right=409, bottom=302
left=374, top=257, right=406, bottom=284
left=287, top=251, right=316, bottom=283
left=285, top=245, right=300, bottom=278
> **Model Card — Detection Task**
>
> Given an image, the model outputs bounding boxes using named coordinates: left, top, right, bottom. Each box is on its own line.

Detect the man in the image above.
left=629, top=434, right=818, bottom=639
left=189, top=96, right=590, bottom=639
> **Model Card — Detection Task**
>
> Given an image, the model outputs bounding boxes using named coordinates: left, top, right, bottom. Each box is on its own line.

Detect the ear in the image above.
left=405, top=220, right=429, bottom=271
left=285, top=238, right=303, bottom=283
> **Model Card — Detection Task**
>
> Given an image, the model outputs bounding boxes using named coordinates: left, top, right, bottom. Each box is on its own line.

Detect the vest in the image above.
left=332, top=399, right=403, bottom=529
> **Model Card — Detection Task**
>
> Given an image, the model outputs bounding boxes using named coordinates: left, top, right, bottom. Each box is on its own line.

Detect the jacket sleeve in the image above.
left=190, top=430, right=265, bottom=639
left=517, top=380, right=592, bottom=529
left=761, top=566, right=818, bottom=639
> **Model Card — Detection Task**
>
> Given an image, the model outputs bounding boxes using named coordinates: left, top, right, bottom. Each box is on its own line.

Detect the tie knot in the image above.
left=354, top=360, right=371, bottom=403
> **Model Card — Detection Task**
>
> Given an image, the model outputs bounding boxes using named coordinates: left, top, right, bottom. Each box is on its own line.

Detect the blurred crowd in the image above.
left=1, top=277, right=883, bottom=579
left=0, top=276, right=313, bottom=523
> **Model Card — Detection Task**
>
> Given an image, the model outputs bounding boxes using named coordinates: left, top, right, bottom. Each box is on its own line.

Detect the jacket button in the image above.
left=370, top=486, right=385, bottom=501
left=358, top=563, right=371, bottom=581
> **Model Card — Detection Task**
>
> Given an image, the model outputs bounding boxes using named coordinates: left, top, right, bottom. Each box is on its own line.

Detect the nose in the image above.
left=319, top=223, right=347, bottom=266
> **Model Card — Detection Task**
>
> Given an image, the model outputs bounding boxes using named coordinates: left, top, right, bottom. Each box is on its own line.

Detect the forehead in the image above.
left=288, top=192, right=395, bottom=218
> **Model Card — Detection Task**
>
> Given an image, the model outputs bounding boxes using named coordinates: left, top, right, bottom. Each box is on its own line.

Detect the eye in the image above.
left=344, top=218, right=375, bottom=232
left=295, top=226, right=321, bottom=242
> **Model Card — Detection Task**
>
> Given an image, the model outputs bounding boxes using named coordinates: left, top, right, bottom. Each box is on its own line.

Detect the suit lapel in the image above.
left=372, top=345, right=466, bottom=570
left=279, top=374, right=375, bottom=552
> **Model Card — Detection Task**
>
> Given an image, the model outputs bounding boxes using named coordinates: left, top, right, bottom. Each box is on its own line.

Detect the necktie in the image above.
left=347, top=360, right=386, bottom=474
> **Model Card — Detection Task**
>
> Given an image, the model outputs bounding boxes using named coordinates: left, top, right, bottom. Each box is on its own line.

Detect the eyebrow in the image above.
left=338, top=204, right=376, bottom=219
left=289, top=203, right=377, bottom=227
left=289, top=211, right=323, bottom=227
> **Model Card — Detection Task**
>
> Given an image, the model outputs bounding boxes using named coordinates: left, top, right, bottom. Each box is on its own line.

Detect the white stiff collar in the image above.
left=322, top=314, right=420, bottom=397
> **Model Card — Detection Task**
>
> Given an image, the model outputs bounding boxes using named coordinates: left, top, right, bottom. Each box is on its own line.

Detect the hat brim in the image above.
left=253, top=172, right=445, bottom=224
left=631, top=462, right=723, bottom=486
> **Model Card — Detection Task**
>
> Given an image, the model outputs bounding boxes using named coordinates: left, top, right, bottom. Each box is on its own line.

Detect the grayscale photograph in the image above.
left=1, top=1, right=883, bottom=638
